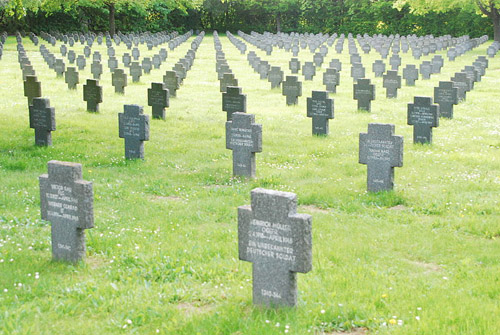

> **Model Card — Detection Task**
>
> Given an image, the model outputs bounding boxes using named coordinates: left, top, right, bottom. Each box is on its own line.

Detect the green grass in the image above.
left=0, top=33, right=499, bottom=334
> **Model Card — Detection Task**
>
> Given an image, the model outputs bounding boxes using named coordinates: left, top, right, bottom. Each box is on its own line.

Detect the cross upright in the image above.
left=91, top=61, right=102, bottom=80
left=226, top=112, right=262, bottom=178
left=350, top=63, right=365, bottom=82
left=419, top=61, right=432, bottom=80
left=142, top=58, right=152, bottom=74
left=39, top=160, right=94, bottom=263
left=76, top=55, right=86, bottom=70
left=359, top=123, right=403, bottom=192
left=24, top=75, right=42, bottom=105
left=407, top=96, right=439, bottom=144
left=383, top=70, right=402, bottom=98
left=372, top=60, right=386, bottom=77
left=223, top=86, right=246, bottom=121
left=307, top=91, right=334, bottom=136
left=451, top=72, right=472, bottom=101
left=389, top=54, right=401, bottom=70
left=434, top=81, right=458, bottom=119
left=220, top=72, right=238, bottom=93
left=65, top=67, right=79, bottom=90
left=323, top=68, right=340, bottom=93
left=148, top=82, right=169, bottom=120
left=302, top=62, right=316, bottom=80
left=29, top=98, right=56, bottom=146
left=258, top=61, right=270, bottom=80
left=112, top=69, right=127, bottom=94
left=402, top=64, right=419, bottom=86
left=268, top=66, right=283, bottom=89
left=130, top=62, right=142, bottom=82
left=173, top=63, right=186, bottom=83
left=238, top=188, right=312, bottom=307
left=353, top=78, right=375, bottom=112
left=108, top=56, right=118, bottom=72
left=118, top=104, right=150, bottom=159
left=22, top=64, right=35, bottom=80
left=54, top=59, right=65, bottom=77
left=282, top=76, right=302, bottom=105
left=289, top=58, right=300, bottom=74
left=83, top=79, right=103, bottom=112
left=163, top=70, right=180, bottom=97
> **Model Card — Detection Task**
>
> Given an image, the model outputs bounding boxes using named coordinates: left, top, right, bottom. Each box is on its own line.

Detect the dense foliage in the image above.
left=0, top=0, right=493, bottom=38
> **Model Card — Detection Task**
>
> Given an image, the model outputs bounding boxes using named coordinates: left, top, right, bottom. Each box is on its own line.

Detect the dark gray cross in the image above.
left=407, top=96, right=439, bottom=144
left=132, top=47, right=140, bottom=60
left=112, top=69, right=127, bottom=94
left=122, top=53, right=131, bottom=67
left=92, top=51, right=101, bottom=63
left=451, top=72, right=472, bottom=101
left=83, top=46, right=91, bottom=58
left=108, top=56, right=118, bottom=72
left=68, top=50, right=76, bottom=63
left=29, top=98, right=56, bottom=146
left=323, top=68, right=340, bottom=93
left=65, top=67, right=79, bottom=90
left=22, top=64, right=35, bottom=80
left=463, top=66, right=480, bottom=83
left=389, top=54, right=401, bottom=70
left=142, top=58, right=152, bottom=74
left=359, top=123, right=403, bottom=192
left=130, top=62, right=142, bottom=82
left=76, top=55, right=86, bottom=70
left=118, top=104, right=150, bottom=159
left=258, top=61, right=270, bottom=80
left=238, top=188, right=312, bottom=307
left=434, top=81, right=458, bottom=119
left=218, top=63, right=231, bottom=80
left=60, top=44, right=67, bottom=56
left=306, top=91, right=334, bottom=136
left=223, top=86, right=246, bottom=121
left=226, top=113, right=262, bottom=178
left=24, top=75, right=42, bottom=105
left=83, top=79, right=103, bottom=112
left=350, top=63, right=365, bottom=82
left=148, top=82, right=169, bottom=120
left=163, top=71, right=180, bottom=97
left=268, top=66, right=283, bottom=89
left=302, top=62, right=316, bottom=80
left=54, top=59, right=65, bottom=77
left=472, top=61, right=486, bottom=79
left=282, top=76, right=302, bottom=105
left=91, top=61, right=102, bottom=80
left=329, top=59, right=342, bottom=71
left=419, top=61, right=432, bottom=79
left=383, top=70, right=402, bottom=98
left=39, top=160, right=94, bottom=263
left=353, top=78, right=375, bottom=112
left=173, top=63, right=186, bottom=83
left=372, top=60, right=386, bottom=77
left=402, top=64, right=419, bottom=86
left=431, top=55, right=444, bottom=74
left=220, top=73, right=238, bottom=93
left=289, top=58, right=300, bottom=74
left=152, top=55, right=161, bottom=69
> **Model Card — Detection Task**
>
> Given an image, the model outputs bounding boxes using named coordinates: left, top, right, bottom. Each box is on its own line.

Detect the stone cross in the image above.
left=108, top=56, right=118, bottom=72
left=383, top=70, right=402, bottom=98
left=372, top=60, right=386, bottom=77
left=163, top=71, right=180, bottom=97
left=65, top=67, right=79, bottom=90
left=353, top=78, right=375, bottom=112
left=118, top=104, right=150, bottom=159
left=83, top=79, right=103, bottom=112
left=54, top=59, right=65, bottom=77
left=148, top=82, right=169, bottom=120
left=223, top=86, right=246, bottom=121
left=173, top=63, right=186, bottom=83
left=258, top=61, right=270, bottom=80
left=282, top=76, right=302, bottom=105
left=22, top=64, right=36, bottom=80
left=419, top=61, right=432, bottom=80
left=389, top=54, right=401, bottom=70
left=29, top=98, right=56, bottom=146
left=39, top=160, right=94, bottom=263
left=359, top=123, right=403, bottom=192
left=91, top=61, right=102, bottom=80
left=130, top=62, right=142, bottom=82
left=76, top=55, right=86, bottom=70
left=350, top=63, right=365, bottom=82
left=402, top=64, right=418, bottom=86
left=68, top=50, right=76, bottom=64
left=226, top=113, right=262, bottom=178
left=24, top=75, right=42, bottom=105
left=407, top=96, right=439, bottom=144
left=329, top=59, right=342, bottom=71
left=307, top=91, right=334, bottom=136
left=289, top=58, right=300, bottom=74
left=323, top=68, right=340, bottom=93
left=451, top=72, right=472, bottom=102
left=142, top=58, right=152, bottom=74
left=302, top=62, right=316, bottom=80
left=122, top=53, right=131, bottom=67
left=434, top=81, right=458, bottom=119
left=238, top=188, right=312, bottom=307
left=112, top=69, right=127, bottom=94
left=220, top=72, right=238, bottom=93
left=268, top=66, right=283, bottom=89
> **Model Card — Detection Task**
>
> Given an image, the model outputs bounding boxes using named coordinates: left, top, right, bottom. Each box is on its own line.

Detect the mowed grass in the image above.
left=0, top=33, right=499, bottom=335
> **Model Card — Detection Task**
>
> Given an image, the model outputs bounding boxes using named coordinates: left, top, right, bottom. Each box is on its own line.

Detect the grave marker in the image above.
left=282, top=76, right=302, bottom=105
left=163, top=71, right=180, bottom=97
left=65, top=67, right=79, bottom=90
left=223, top=86, right=246, bottom=121
left=91, top=61, right=102, bottom=80
left=83, top=79, right=103, bottom=112
left=148, top=82, right=169, bottom=120
left=382, top=70, right=402, bottom=98
left=29, top=98, right=55, bottom=146
left=434, top=81, right=458, bottom=119
left=402, top=64, right=418, bottom=86
left=306, top=91, right=334, bottom=136
left=268, top=66, right=283, bottom=89
left=407, top=96, right=439, bottom=144
left=130, top=62, right=142, bottom=82
left=323, top=68, right=340, bottom=93
left=24, top=75, right=42, bottom=105
left=353, top=79, right=375, bottom=112
left=118, top=105, right=150, bottom=159
left=112, top=69, right=127, bottom=94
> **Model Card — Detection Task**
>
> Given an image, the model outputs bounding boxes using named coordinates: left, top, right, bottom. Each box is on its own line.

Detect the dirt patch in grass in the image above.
left=388, top=205, right=407, bottom=211
left=176, top=302, right=214, bottom=316
left=151, top=195, right=183, bottom=201
left=85, top=255, right=107, bottom=269
left=324, top=328, right=368, bottom=335
left=409, top=260, right=442, bottom=273
left=301, top=205, right=330, bottom=214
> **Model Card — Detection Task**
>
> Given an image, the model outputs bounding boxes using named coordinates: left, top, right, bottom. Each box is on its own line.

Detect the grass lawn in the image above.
left=0, top=32, right=499, bottom=334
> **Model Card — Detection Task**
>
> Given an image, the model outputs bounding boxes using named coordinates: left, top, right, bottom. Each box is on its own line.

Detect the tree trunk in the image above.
left=492, top=8, right=500, bottom=41
left=276, top=12, right=281, bottom=33
left=108, top=3, right=116, bottom=36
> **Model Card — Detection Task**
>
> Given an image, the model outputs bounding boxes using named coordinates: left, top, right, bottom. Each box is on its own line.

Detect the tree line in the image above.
left=0, top=0, right=497, bottom=40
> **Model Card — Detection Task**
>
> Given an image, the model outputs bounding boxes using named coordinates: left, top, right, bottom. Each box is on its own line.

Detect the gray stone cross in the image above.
left=323, top=68, right=340, bottom=93
left=148, top=82, right=169, bottom=120
left=226, top=113, right=262, bottom=178
left=65, top=67, right=79, bottom=90
left=353, top=78, right=375, bottom=112
left=402, top=64, right=418, bottom=86
left=112, top=69, right=127, bottom=94
left=238, top=188, right=312, bottom=307
left=118, top=104, right=150, bottom=159
left=223, top=86, right=246, bottom=121
left=54, top=59, right=65, bottom=77
left=302, top=62, right=316, bottom=80
left=268, top=66, right=283, bottom=89
left=29, top=98, right=56, bottom=146
left=306, top=91, right=334, bottom=136
left=372, top=60, right=386, bottom=77
left=24, top=75, right=42, bottom=105
left=407, top=96, right=439, bottom=144
left=383, top=70, right=402, bottom=98
left=434, top=81, right=458, bottom=119
left=359, top=123, right=403, bottom=192
left=130, top=62, right=142, bottom=82
left=83, top=79, right=103, bottom=112
left=91, top=61, right=102, bottom=80
left=282, top=76, right=302, bottom=105
left=289, top=58, right=300, bottom=74
left=163, top=70, right=180, bottom=97
left=220, top=72, right=238, bottom=93
left=39, top=160, right=94, bottom=263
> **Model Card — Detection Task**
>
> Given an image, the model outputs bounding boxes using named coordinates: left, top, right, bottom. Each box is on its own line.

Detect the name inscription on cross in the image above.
left=407, top=96, right=439, bottom=144
left=39, top=160, right=94, bottom=263
left=118, top=104, right=150, bottom=159
left=65, top=67, right=79, bottom=90
left=306, top=91, right=334, bottom=136
left=353, top=78, right=375, bottom=112
left=238, top=188, right=312, bottom=307
left=83, top=79, right=103, bottom=112
left=29, top=98, right=56, bottom=146
left=112, top=69, right=127, bottom=94
left=282, top=76, right=302, bottom=106
left=148, top=82, right=169, bottom=120
left=24, top=75, right=42, bottom=105
left=222, top=86, right=246, bottom=121
left=434, top=81, right=458, bottom=119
